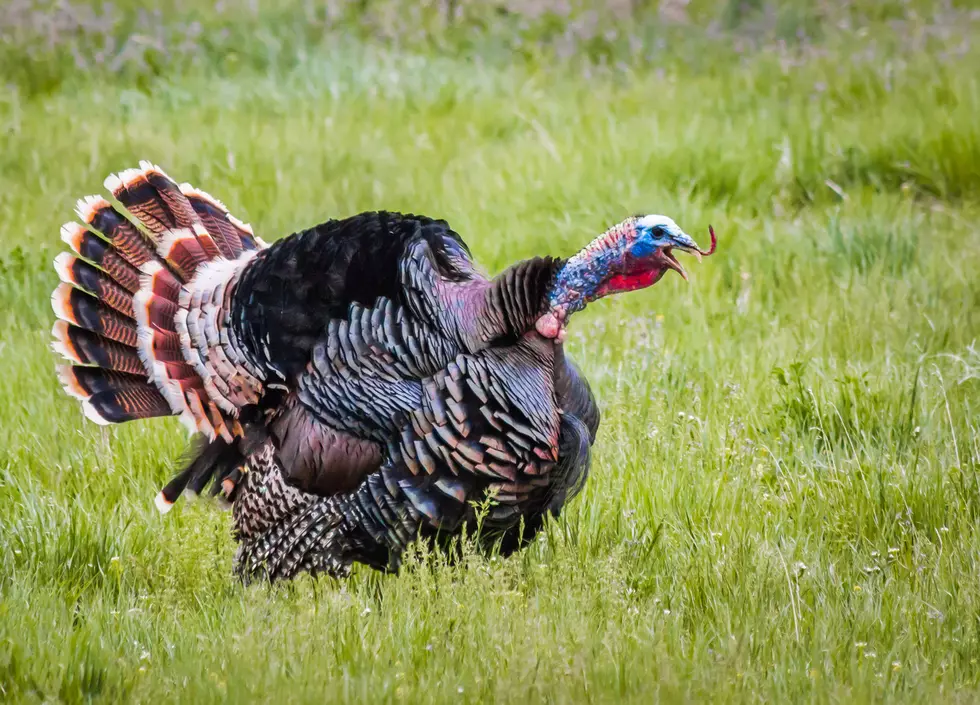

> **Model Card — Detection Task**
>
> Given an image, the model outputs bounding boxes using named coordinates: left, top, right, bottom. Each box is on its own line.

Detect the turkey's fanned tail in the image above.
left=51, top=161, right=268, bottom=456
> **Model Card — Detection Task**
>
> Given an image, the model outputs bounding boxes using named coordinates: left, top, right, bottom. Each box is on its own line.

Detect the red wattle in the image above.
left=595, top=269, right=663, bottom=297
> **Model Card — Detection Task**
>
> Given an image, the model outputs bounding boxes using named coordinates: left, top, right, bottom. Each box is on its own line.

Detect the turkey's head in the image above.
left=536, top=214, right=716, bottom=341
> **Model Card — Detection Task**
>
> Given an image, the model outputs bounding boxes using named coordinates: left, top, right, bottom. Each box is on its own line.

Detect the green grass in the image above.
left=2, top=2, right=980, bottom=702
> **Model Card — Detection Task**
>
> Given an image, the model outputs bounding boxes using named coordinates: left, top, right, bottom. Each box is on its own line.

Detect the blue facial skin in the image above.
left=633, top=223, right=697, bottom=258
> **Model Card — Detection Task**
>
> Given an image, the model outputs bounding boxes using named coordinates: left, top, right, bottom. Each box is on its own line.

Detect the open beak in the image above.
left=664, top=225, right=717, bottom=281
left=661, top=247, right=689, bottom=281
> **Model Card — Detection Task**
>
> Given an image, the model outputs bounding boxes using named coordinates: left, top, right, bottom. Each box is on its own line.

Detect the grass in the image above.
left=1, top=1, right=980, bottom=702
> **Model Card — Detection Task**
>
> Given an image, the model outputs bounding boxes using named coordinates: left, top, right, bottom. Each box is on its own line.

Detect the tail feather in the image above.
left=156, top=465, right=195, bottom=513
left=83, top=386, right=173, bottom=425
left=53, top=161, right=271, bottom=512
left=104, top=166, right=186, bottom=237
left=57, top=364, right=171, bottom=425
left=184, top=192, right=243, bottom=259
left=60, top=222, right=141, bottom=293
left=57, top=366, right=148, bottom=399
left=52, top=320, right=144, bottom=374
left=142, top=167, right=202, bottom=229
left=139, top=260, right=182, bottom=301
left=156, top=227, right=218, bottom=281
left=106, top=162, right=223, bottom=280
left=55, top=253, right=135, bottom=319
left=179, top=185, right=264, bottom=254
left=51, top=283, right=138, bottom=347
left=132, top=288, right=179, bottom=335
left=77, top=196, right=157, bottom=269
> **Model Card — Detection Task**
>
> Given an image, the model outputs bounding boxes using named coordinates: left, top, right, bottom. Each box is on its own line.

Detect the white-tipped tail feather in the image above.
left=51, top=320, right=80, bottom=363
left=81, top=398, right=112, bottom=425
left=56, top=365, right=88, bottom=400
left=75, top=195, right=110, bottom=224
left=138, top=159, right=163, bottom=174
left=154, top=491, right=174, bottom=514
left=60, top=222, right=87, bottom=251
left=103, top=168, right=145, bottom=195
left=50, top=283, right=77, bottom=325
left=53, top=252, right=75, bottom=286
left=156, top=227, right=198, bottom=261
left=179, top=184, right=229, bottom=211
left=54, top=161, right=270, bottom=469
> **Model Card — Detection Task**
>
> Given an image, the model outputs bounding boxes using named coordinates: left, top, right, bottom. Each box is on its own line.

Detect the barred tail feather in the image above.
left=60, top=223, right=141, bottom=292
left=51, top=320, right=142, bottom=372
left=76, top=196, right=157, bottom=269
left=179, top=185, right=266, bottom=253
left=51, top=283, right=138, bottom=347
left=83, top=386, right=173, bottom=425
left=54, top=253, right=134, bottom=318
left=56, top=363, right=172, bottom=426
left=57, top=366, right=148, bottom=400
left=106, top=162, right=223, bottom=278
left=156, top=227, right=216, bottom=280
left=53, top=161, right=271, bottom=510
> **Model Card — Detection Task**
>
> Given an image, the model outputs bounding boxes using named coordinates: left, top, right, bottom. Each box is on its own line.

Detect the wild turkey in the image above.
left=51, top=162, right=716, bottom=581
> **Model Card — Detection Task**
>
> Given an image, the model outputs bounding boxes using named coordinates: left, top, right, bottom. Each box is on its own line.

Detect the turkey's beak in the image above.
left=664, top=225, right=717, bottom=281
left=660, top=247, right=688, bottom=281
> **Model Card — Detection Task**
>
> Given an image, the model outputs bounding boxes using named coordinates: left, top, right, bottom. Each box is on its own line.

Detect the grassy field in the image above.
left=1, top=1, right=979, bottom=702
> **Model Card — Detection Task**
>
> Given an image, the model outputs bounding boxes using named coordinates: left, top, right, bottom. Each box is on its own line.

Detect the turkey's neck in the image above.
left=547, top=246, right=621, bottom=318
left=450, top=257, right=562, bottom=348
